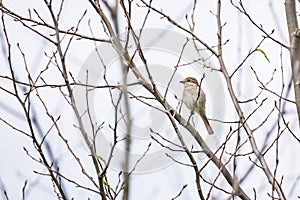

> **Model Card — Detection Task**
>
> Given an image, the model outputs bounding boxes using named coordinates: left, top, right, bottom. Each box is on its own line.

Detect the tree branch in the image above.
left=285, top=0, right=300, bottom=126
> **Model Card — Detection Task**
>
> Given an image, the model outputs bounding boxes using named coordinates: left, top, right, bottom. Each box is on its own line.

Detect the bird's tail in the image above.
left=201, top=116, right=214, bottom=135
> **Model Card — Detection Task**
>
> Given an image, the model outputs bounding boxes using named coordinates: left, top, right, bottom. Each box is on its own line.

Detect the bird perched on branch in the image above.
left=180, top=77, right=214, bottom=135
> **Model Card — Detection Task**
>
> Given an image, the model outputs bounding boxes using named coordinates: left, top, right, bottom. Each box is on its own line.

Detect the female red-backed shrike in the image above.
left=180, top=77, right=214, bottom=135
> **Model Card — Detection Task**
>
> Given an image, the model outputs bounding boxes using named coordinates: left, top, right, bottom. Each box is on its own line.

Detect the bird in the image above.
left=180, top=77, right=214, bottom=135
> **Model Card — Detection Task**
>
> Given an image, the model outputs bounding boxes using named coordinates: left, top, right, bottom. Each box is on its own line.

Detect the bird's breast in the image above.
left=182, top=89, right=198, bottom=111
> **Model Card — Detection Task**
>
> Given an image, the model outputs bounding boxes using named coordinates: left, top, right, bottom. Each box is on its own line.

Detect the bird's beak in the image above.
left=179, top=80, right=185, bottom=84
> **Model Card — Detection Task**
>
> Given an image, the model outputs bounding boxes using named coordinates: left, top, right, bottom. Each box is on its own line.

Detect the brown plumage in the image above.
left=180, top=77, right=214, bottom=135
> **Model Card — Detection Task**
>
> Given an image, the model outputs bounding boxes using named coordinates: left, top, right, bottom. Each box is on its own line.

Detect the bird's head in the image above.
left=180, top=77, right=198, bottom=86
